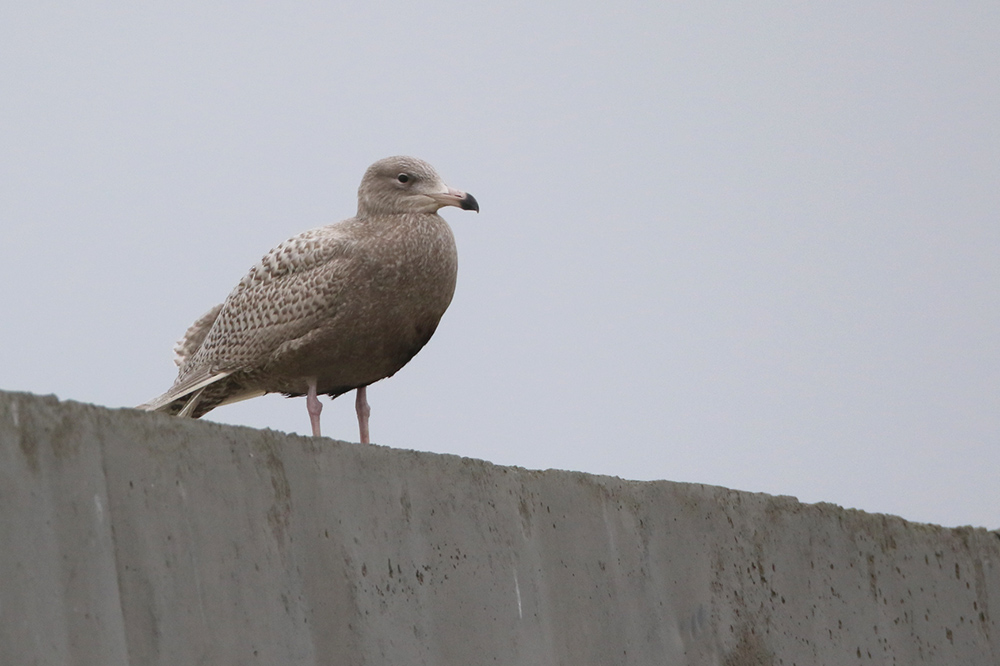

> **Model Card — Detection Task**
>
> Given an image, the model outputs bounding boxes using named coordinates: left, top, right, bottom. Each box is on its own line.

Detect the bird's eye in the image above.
left=396, top=173, right=410, bottom=184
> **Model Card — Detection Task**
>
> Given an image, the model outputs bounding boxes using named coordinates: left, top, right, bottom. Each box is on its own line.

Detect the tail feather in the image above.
left=136, top=370, right=235, bottom=416
left=176, top=386, right=207, bottom=418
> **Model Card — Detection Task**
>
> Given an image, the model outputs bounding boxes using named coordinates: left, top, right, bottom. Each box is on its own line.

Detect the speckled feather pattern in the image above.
left=138, top=156, right=472, bottom=419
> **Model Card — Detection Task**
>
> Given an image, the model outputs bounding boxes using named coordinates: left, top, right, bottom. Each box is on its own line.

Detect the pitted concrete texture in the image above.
left=1, top=390, right=997, bottom=665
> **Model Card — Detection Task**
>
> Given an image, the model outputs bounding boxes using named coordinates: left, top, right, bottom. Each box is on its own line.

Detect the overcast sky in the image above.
left=2, top=4, right=998, bottom=528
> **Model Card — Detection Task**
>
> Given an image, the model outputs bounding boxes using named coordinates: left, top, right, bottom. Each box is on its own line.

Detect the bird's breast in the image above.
left=269, top=215, right=459, bottom=394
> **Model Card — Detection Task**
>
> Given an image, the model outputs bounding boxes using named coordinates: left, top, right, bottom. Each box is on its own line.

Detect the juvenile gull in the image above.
left=137, top=156, right=479, bottom=442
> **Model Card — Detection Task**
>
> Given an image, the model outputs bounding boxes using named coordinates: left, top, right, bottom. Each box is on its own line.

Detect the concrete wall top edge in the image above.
left=3, top=389, right=993, bottom=533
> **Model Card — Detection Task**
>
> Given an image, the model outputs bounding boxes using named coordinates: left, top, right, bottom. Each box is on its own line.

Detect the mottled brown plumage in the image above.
left=137, top=156, right=479, bottom=441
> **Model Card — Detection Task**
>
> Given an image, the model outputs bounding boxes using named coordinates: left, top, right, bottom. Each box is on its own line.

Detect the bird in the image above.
left=137, top=155, right=479, bottom=443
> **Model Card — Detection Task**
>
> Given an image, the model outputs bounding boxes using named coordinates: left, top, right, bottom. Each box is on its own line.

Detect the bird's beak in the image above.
left=429, top=186, right=480, bottom=213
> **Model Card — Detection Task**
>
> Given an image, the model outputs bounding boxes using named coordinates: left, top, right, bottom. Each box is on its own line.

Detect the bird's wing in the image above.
left=139, top=222, right=361, bottom=415
left=170, top=223, right=360, bottom=380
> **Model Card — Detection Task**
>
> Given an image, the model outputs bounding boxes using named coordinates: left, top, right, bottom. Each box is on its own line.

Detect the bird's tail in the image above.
left=136, top=370, right=235, bottom=417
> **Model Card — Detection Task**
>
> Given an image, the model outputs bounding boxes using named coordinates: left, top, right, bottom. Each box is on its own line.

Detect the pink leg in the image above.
left=306, top=378, right=323, bottom=437
left=355, top=385, right=371, bottom=444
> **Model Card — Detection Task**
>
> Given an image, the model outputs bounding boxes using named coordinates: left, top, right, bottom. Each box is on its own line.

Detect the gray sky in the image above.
left=3, top=4, right=998, bottom=528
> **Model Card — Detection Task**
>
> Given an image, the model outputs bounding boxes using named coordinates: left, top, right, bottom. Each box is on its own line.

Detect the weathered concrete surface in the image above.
left=0, top=390, right=997, bottom=665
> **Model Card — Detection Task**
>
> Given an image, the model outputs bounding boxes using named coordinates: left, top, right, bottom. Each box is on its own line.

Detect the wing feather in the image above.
left=174, top=304, right=224, bottom=368
left=139, top=222, right=359, bottom=416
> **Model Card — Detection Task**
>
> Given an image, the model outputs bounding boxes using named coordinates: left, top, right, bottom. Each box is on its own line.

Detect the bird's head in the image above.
left=357, top=156, right=479, bottom=217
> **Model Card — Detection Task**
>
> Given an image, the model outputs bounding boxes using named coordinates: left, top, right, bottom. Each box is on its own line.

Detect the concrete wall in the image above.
left=1, top=390, right=997, bottom=665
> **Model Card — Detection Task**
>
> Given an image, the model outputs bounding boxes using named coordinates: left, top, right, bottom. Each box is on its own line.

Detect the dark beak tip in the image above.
left=460, top=193, right=480, bottom=213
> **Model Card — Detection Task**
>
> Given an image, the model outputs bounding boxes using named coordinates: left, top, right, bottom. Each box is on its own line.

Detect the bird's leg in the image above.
left=356, top=385, right=371, bottom=444
left=306, top=378, right=323, bottom=437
